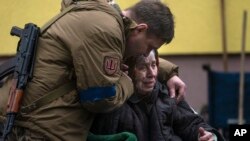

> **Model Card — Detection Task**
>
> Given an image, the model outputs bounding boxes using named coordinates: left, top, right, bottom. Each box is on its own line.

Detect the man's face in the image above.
left=125, top=24, right=164, bottom=59
left=133, top=51, right=158, bottom=95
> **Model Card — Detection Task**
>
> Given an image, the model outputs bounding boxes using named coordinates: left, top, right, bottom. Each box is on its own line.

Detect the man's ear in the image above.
left=134, top=23, right=148, bottom=33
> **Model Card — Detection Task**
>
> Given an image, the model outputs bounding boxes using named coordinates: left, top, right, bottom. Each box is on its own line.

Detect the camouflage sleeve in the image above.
left=158, top=58, right=179, bottom=83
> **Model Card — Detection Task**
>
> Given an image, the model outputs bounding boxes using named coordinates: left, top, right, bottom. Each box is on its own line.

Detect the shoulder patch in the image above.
left=103, top=56, right=120, bottom=76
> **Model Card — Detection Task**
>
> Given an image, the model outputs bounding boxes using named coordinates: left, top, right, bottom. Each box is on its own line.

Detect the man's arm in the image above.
left=158, top=58, right=186, bottom=101
left=59, top=10, right=134, bottom=113
left=158, top=58, right=178, bottom=82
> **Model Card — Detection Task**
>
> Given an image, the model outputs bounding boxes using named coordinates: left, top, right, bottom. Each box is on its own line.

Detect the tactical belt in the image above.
left=20, top=81, right=75, bottom=114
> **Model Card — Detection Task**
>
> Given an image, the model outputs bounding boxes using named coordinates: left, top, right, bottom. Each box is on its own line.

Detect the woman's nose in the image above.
left=147, top=67, right=155, bottom=77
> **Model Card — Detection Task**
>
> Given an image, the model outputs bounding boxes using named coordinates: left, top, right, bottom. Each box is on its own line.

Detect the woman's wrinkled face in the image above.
left=133, top=51, right=158, bottom=95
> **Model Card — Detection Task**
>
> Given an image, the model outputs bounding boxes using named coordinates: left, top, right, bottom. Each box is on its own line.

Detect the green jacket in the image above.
left=87, top=132, right=137, bottom=141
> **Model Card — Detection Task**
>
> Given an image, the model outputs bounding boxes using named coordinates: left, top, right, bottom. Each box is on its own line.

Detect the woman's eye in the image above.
left=151, top=63, right=156, bottom=68
left=138, top=65, right=147, bottom=70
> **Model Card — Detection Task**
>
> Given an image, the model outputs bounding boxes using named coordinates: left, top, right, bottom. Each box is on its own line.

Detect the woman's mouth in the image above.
left=143, top=80, right=155, bottom=87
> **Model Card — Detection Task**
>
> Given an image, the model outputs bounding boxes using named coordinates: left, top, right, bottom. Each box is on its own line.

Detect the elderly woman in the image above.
left=90, top=50, right=225, bottom=141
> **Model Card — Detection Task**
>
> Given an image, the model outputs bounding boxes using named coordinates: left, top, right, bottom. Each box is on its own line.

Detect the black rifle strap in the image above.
left=0, top=57, right=16, bottom=81
left=20, top=81, right=75, bottom=114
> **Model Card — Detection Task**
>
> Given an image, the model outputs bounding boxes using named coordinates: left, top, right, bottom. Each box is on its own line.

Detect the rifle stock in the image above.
left=7, top=79, right=24, bottom=113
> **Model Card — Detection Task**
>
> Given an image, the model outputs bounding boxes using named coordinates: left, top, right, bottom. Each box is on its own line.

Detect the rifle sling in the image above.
left=39, top=4, right=75, bottom=34
left=20, top=81, right=75, bottom=114
left=19, top=5, right=76, bottom=112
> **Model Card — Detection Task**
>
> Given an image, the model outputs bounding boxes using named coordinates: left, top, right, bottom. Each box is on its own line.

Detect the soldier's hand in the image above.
left=121, top=64, right=129, bottom=75
left=167, top=75, right=186, bottom=102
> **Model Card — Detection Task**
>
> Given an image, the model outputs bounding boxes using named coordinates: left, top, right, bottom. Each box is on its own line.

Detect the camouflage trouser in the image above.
left=4, top=126, right=49, bottom=141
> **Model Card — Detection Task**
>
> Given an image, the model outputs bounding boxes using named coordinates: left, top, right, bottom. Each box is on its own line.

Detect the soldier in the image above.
left=0, top=0, right=185, bottom=140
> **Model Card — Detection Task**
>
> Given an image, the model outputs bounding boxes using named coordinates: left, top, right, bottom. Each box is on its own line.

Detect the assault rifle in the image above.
left=1, top=23, right=40, bottom=141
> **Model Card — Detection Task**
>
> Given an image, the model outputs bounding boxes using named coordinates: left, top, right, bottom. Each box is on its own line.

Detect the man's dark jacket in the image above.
left=91, top=82, right=225, bottom=141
